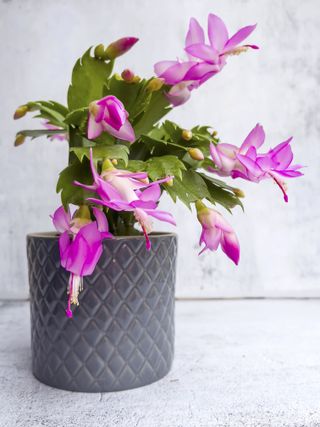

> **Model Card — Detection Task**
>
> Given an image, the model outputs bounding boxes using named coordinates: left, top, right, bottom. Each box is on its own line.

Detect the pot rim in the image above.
left=27, top=231, right=177, bottom=239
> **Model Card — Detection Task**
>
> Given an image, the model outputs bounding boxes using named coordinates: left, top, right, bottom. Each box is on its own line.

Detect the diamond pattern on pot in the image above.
left=27, top=234, right=177, bottom=392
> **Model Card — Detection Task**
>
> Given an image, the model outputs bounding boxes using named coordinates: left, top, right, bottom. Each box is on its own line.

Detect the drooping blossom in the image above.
left=87, top=95, right=135, bottom=142
left=196, top=200, right=240, bottom=265
left=154, top=13, right=257, bottom=105
left=74, top=149, right=176, bottom=250
left=209, top=124, right=303, bottom=202
left=43, top=121, right=67, bottom=141
left=105, top=37, right=139, bottom=60
left=51, top=205, right=113, bottom=318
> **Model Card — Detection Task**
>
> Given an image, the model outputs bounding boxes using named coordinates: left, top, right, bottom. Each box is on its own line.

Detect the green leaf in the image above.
left=17, top=129, right=67, bottom=140
left=70, top=144, right=129, bottom=165
left=165, top=170, right=210, bottom=209
left=199, top=173, right=243, bottom=211
left=56, top=158, right=93, bottom=208
left=146, top=155, right=186, bottom=181
left=27, top=101, right=67, bottom=127
left=67, top=48, right=114, bottom=110
left=133, top=89, right=172, bottom=138
left=64, top=107, right=88, bottom=126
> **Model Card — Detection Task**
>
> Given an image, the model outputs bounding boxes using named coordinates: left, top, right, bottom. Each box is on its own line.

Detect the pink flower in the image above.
left=74, top=149, right=176, bottom=250
left=43, top=121, right=67, bottom=141
left=51, top=205, right=113, bottom=317
left=196, top=201, right=240, bottom=265
left=87, top=95, right=135, bottom=142
left=210, top=124, right=303, bottom=202
left=154, top=13, right=257, bottom=105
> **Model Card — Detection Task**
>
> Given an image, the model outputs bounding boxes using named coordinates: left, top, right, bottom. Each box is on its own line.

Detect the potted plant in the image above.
left=14, top=13, right=302, bottom=392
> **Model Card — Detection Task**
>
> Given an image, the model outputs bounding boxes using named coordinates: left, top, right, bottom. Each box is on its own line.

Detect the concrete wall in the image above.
left=1, top=0, right=319, bottom=299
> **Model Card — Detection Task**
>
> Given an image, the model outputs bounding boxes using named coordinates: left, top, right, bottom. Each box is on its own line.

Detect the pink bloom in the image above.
left=74, top=149, right=176, bottom=249
left=209, top=124, right=303, bottom=202
left=43, top=121, right=67, bottom=141
left=196, top=201, right=240, bottom=265
left=154, top=13, right=257, bottom=105
left=51, top=205, right=113, bottom=317
left=105, top=37, right=139, bottom=60
left=87, top=95, right=135, bottom=142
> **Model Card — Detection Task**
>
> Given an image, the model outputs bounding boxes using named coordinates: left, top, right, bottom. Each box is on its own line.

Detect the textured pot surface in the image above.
left=27, top=232, right=177, bottom=392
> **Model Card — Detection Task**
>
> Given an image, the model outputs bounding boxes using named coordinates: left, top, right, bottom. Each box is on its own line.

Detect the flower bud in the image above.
left=146, top=78, right=164, bottom=92
left=111, top=158, right=118, bottom=165
left=212, top=130, right=218, bottom=138
left=14, top=133, right=26, bottom=147
left=105, top=37, right=139, bottom=60
left=132, top=75, right=141, bottom=84
left=121, top=69, right=135, bottom=82
left=165, top=178, right=174, bottom=187
left=182, top=129, right=193, bottom=141
left=14, top=105, right=28, bottom=120
left=94, top=44, right=109, bottom=60
left=233, top=188, right=245, bottom=198
left=188, top=148, right=204, bottom=161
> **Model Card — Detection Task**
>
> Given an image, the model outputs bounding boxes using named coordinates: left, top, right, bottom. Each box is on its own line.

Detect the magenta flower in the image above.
left=196, top=201, right=240, bottom=265
left=154, top=13, right=257, bottom=105
left=43, top=121, right=67, bottom=141
left=209, top=124, right=303, bottom=202
left=51, top=205, right=113, bottom=317
left=87, top=95, right=135, bottom=142
left=105, top=37, right=139, bottom=60
left=74, top=149, right=176, bottom=250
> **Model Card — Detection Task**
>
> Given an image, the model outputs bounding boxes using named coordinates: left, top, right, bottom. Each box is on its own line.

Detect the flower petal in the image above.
left=92, top=207, right=109, bottom=233
left=139, top=184, right=161, bottom=203
left=240, top=124, right=265, bottom=154
left=185, top=44, right=219, bottom=63
left=144, top=209, right=176, bottom=226
left=87, top=113, right=104, bottom=139
left=185, top=17, right=205, bottom=48
left=102, top=119, right=135, bottom=143
left=155, top=61, right=196, bottom=85
left=223, top=24, right=257, bottom=52
left=51, top=206, right=71, bottom=233
left=221, top=231, right=240, bottom=265
left=208, top=13, right=229, bottom=51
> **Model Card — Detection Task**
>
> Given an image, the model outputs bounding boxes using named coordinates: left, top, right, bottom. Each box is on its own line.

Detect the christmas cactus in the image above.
left=14, top=14, right=302, bottom=317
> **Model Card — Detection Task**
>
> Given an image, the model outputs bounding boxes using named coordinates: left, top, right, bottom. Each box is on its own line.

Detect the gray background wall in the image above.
left=1, top=0, right=319, bottom=299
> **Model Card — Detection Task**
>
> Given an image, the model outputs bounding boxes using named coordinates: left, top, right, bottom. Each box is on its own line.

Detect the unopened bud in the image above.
left=212, top=130, right=218, bottom=138
left=14, top=133, right=26, bottom=147
left=111, top=158, right=118, bottom=165
left=94, top=44, right=109, bottom=60
left=132, top=75, right=141, bottom=83
left=14, top=105, right=28, bottom=120
left=114, top=73, right=122, bottom=81
left=188, top=148, right=204, bottom=161
left=121, top=69, right=135, bottom=82
left=166, top=178, right=174, bottom=187
left=182, top=129, right=193, bottom=141
left=233, top=188, right=245, bottom=198
left=146, top=78, right=164, bottom=92
left=105, top=37, right=139, bottom=60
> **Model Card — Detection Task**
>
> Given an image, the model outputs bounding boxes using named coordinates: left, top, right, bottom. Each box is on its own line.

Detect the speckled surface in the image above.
left=1, top=0, right=320, bottom=299
left=1, top=299, right=320, bottom=427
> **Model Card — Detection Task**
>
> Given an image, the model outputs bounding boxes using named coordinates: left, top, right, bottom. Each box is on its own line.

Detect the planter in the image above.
left=27, top=232, right=177, bottom=392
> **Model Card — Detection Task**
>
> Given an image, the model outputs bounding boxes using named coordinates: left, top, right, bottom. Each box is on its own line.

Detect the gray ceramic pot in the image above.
left=27, top=232, right=177, bottom=392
